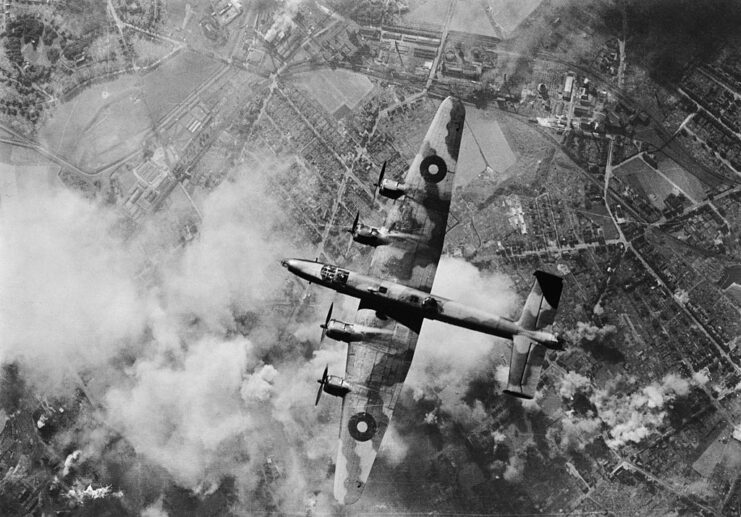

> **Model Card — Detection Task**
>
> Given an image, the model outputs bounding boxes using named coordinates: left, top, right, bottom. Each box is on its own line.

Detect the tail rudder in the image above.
left=504, top=271, right=564, bottom=399
left=517, top=271, right=563, bottom=332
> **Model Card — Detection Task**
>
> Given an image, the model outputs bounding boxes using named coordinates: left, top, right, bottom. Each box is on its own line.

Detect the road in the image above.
left=601, top=137, right=740, bottom=372
left=494, top=239, right=625, bottom=260
left=617, top=460, right=716, bottom=515
left=0, top=121, right=97, bottom=178
left=425, top=0, right=457, bottom=91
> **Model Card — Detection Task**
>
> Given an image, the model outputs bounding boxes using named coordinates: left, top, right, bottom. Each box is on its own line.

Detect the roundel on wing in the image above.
left=348, top=412, right=377, bottom=442
left=419, top=154, right=447, bottom=183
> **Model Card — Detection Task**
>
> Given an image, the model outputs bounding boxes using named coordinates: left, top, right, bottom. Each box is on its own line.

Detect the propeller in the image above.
left=372, top=161, right=386, bottom=204
left=315, top=365, right=329, bottom=406
left=319, top=303, right=333, bottom=344
left=347, top=211, right=360, bottom=235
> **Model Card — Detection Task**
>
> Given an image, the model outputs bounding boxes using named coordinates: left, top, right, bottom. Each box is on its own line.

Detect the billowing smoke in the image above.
left=555, top=373, right=694, bottom=450
left=264, top=0, right=301, bottom=42
left=558, top=414, right=601, bottom=451
left=0, top=157, right=352, bottom=514
left=565, top=321, right=617, bottom=343
left=692, top=369, right=710, bottom=386
left=558, top=371, right=591, bottom=399
left=405, top=258, right=520, bottom=421
left=503, top=451, right=525, bottom=482
left=141, top=497, right=168, bottom=517
left=0, top=187, right=151, bottom=389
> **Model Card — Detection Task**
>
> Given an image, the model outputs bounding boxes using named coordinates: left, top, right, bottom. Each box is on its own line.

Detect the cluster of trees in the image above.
left=0, top=15, right=57, bottom=125
left=0, top=96, right=41, bottom=124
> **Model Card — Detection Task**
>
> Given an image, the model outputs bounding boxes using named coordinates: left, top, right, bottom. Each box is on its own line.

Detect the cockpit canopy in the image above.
left=320, top=265, right=349, bottom=285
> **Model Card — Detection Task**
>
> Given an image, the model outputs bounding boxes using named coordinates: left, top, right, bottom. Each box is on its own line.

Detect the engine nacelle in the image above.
left=325, top=320, right=365, bottom=342
left=323, top=375, right=351, bottom=398
left=379, top=179, right=407, bottom=199
left=351, top=224, right=390, bottom=247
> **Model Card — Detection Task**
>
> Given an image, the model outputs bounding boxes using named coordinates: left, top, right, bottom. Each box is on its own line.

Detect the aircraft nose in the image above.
left=281, top=259, right=289, bottom=268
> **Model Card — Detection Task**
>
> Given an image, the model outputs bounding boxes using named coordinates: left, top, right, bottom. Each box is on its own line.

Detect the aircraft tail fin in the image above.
left=504, top=271, right=563, bottom=399
left=503, top=334, right=546, bottom=399
left=516, top=270, right=563, bottom=332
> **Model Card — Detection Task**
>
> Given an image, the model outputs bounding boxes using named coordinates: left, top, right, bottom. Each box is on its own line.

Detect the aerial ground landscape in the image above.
left=1, top=0, right=741, bottom=515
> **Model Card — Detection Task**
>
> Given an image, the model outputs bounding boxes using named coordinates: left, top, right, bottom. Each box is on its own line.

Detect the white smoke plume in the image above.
left=558, top=414, right=601, bottom=451
left=692, top=369, right=710, bottom=386
left=264, top=0, right=301, bottom=42
left=62, top=450, right=82, bottom=477
left=141, top=497, right=169, bottom=517
left=590, top=374, right=690, bottom=449
left=503, top=447, right=527, bottom=482
left=566, top=321, right=617, bottom=343
left=0, top=187, right=151, bottom=389
left=559, top=371, right=591, bottom=399
left=0, top=156, right=351, bottom=513
left=406, top=257, right=520, bottom=419
left=551, top=372, right=698, bottom=452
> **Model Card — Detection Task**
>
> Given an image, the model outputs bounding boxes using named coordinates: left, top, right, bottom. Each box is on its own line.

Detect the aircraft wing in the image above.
left=334, top=97, right=465, bottom=504
left=504, top=271, right=563, bottom=399
left=367, top=96, right=465, bottom=292
left=334, top=330, right=418, bottom=504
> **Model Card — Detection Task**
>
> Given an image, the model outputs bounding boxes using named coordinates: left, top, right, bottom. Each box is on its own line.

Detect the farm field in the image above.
left=402, top=0, right=450, bottom=28
left=655, top=153, right=708, bottom=202
left=39, top=75, right=151, bottom=172
left=457, top=108, right=516, bottom=186
left=139, top=50, right=224, bottom=124
left=449, top=2, right=498, bottom=37
left=692, top=430, right=741, bottom=478
left=614, top=156, right=677, bottom=209
left=485, top=0, right=541, bottom=36
left=291, top=69, right=373, bottom=115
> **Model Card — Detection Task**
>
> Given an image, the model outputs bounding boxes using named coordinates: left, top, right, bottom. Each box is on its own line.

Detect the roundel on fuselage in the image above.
left=419, top=154, right=447, bottom=183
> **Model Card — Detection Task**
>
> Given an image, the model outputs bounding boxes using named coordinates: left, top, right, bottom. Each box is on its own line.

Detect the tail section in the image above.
left=504, top=271, right=564, bottom=399
left=517, top=271, right=563, bottom=331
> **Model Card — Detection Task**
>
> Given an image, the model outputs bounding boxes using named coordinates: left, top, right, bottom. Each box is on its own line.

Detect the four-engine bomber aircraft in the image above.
left=282, top=97, right=564, bottom=504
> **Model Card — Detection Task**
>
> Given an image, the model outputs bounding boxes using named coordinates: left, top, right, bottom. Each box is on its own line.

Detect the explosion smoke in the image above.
left=555, top=372, right=695, bottom=450
left=0, top=158, right=349, bottom=514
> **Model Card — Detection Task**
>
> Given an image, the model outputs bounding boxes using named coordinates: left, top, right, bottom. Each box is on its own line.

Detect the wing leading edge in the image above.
left=334, top=97, right=465, bottom=504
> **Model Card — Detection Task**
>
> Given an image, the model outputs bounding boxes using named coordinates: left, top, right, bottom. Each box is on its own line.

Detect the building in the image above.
left=563, top=72, right=575, bottom=101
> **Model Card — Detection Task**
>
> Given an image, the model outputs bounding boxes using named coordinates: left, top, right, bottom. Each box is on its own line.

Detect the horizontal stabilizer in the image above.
left=503, top=334, right=546, bottom=399
left=517, top=270, right=563, bottom=331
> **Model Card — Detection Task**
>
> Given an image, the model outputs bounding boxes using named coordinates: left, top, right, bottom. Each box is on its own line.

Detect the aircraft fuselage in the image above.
left=282, top=258, right=558, bottom=346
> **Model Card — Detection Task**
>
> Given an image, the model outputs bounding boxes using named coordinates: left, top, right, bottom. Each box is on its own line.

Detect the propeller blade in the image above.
left=319, top=303, right=333, bottom=344
left=373, top=162, right=386, bottom=204
left=315, top=381, right=323, bottom=405
left=315, top=365, right=329, bottom=406
left=325, top=303, right=333, bottom=327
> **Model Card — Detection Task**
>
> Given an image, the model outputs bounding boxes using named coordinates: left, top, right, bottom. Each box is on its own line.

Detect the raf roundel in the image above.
left=348, top=412, right=377, bottom=442
left=419, top=154, right=447, bottom=183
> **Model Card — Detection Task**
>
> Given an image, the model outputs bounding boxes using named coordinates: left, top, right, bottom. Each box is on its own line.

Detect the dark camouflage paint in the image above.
left=335, top=97, right=465, bottom=504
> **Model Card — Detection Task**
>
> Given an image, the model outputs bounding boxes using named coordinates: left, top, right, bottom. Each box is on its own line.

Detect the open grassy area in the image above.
left=139, top=50, right=223, bottom=124
left=39, top=75, right=151, bottom=172
left=614, top=156, right=677, bottom=209
left=291, top=69, right=373, bottom=115
left=485, top=0, right=542, bottom=37
left=449, top=2, right=497, bottom=37
left=655, top=153, right=708, bottom=202
left=402, top=0, right=451, bottom=28
left=457, top=108, right=516, bottom=186
left=692, top=428, right=741, bottom=478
